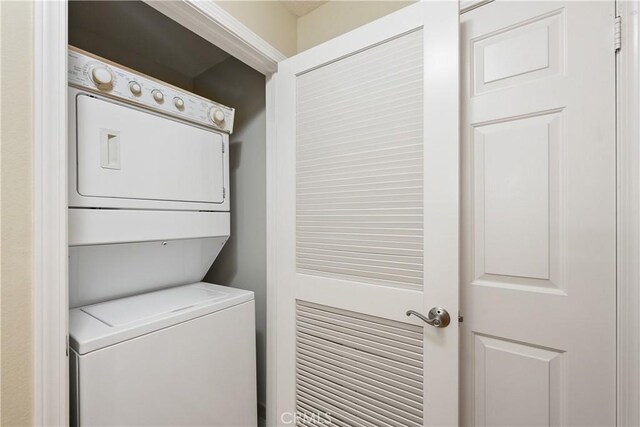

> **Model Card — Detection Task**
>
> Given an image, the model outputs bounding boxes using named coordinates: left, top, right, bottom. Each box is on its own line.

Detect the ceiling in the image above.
left=281, top=1, right=328, bottom=17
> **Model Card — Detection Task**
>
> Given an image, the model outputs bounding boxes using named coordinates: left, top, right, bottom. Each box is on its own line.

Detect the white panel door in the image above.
left=461, top=2, right=616, bottom=425
left=274, top=3, right=458, bottom=426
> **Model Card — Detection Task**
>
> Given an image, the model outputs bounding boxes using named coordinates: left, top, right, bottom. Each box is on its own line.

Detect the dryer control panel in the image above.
left=68, top=46, right=235, bottom=134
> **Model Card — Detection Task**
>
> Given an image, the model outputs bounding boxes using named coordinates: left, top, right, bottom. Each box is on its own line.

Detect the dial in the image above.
left=173, top=97, right=185, bottom=110
left=90, top=66, right=114, bottom=91
left=152, top=89, right=164, bottom=103
left=211, top=108, right=225, bottom=125
left=129, top=82, right=142, bottom=96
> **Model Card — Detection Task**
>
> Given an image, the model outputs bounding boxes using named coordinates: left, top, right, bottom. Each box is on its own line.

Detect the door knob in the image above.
left=406, top=307, right=450, bottom=328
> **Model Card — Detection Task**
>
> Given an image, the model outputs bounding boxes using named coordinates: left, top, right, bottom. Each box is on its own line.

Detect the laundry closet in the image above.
left=67, top=2, right=268, bottom=425
left=58, top=1, right=621, bottom=426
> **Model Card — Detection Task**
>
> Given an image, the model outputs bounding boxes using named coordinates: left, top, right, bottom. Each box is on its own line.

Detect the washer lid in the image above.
left=69, top=282, right=253, bottom=355
left=81, top=284, right=227, bottom=327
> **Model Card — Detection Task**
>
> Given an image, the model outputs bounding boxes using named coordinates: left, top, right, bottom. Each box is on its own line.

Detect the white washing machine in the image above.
left=69, top=283, right=256, bottom=427
left=67, top=46, right=256, bottom=426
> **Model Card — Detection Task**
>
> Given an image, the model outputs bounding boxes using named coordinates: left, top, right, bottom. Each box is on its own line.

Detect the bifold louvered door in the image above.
left=274, top=3, right=459, bottom=426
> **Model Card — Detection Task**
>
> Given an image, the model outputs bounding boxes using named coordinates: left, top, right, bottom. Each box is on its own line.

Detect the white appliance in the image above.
left=68, top=46, right=234, bottom=306
left=69, top=283, right=256, bottom=427
left=67, top=46, right=256, bottom=426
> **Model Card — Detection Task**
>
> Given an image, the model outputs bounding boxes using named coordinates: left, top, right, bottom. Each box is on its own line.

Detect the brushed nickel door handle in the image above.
left=406, top=307, right=451, bottom=328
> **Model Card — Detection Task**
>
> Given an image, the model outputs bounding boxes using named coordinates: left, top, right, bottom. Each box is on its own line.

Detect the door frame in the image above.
left=34, top=2, right=69, bottom=425
left=616, top=1, right=640, bottom=425
left=34, top=1, right=640, bottom=426
left=33, top=2, right=284, bottom=425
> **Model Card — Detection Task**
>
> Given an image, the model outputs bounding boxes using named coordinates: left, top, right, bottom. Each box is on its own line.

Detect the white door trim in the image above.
left=34, top=2, right=283, bottom=425
left=459, top=0, right=494, bottom=14
left=142, top=1, right=286, bottom=75
left=616, top=1, right=640, bottom=425
left=34, top=1, right=69, bottom=425
left=265, top=73, right=279, bottom=426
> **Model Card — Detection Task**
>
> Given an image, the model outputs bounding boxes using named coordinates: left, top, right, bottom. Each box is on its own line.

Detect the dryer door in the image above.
left=76, top=94, right=225, bottom=205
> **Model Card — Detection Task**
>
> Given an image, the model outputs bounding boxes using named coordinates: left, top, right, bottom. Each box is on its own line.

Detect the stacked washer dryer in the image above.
left=67, top=46, right=257, bottom=426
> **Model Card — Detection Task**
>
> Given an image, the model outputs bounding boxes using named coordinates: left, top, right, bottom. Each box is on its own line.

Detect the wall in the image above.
left=0, top=1, right=35, bottom=426
left=196, top=58, right=268, bottom=415
left=216, top=0, right=416, bottom=56
left=69, top=0, right=232, bottom=92
left=296, top=1, right=416, bottom=52
left=215, top=1, right=297, bottom=56
left=216, top=0, right=415, bottom=55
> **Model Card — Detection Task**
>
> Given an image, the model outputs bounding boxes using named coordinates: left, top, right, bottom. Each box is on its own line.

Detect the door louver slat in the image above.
left=298, top=374, right=422, bottom=426
left=297, top=349, right=423, bottom=405
left=296, top=334, right=423, bottom=379
left=298, top=397, right=373, bottom=427
left=296, top=304, right=423, bottom=342
left=296, top=301, right=423, bottom=427
left=297, top=340, right=424, bottom=397
left=295, top=29, right=424, bottom=290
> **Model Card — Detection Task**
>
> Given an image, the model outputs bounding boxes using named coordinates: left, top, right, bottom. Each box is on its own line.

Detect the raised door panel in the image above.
left=472, top=9, right=564, bottom=95
left=472, top=111, right=563, bottom=293
left=474, top=335, right=564, bottom=427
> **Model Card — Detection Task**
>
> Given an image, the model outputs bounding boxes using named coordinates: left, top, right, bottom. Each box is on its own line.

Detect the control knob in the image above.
left=90, top=66, right=114, bottom=91
left=211, top=108, right=225, bottom=125
left=174, top=97, right=185, bottom=110
left=152, top=89, right=164, bottom=103
left=129, top=82, right=142, bottom=96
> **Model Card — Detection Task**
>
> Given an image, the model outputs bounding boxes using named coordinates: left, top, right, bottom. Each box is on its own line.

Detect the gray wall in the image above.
left=68, top=1, right=230, bottom=91
left=196, top=58, right=267, bottom=412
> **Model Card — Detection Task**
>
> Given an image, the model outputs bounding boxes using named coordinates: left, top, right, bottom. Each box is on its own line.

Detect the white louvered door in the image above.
left=274, top=3, right=458, bottom=426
